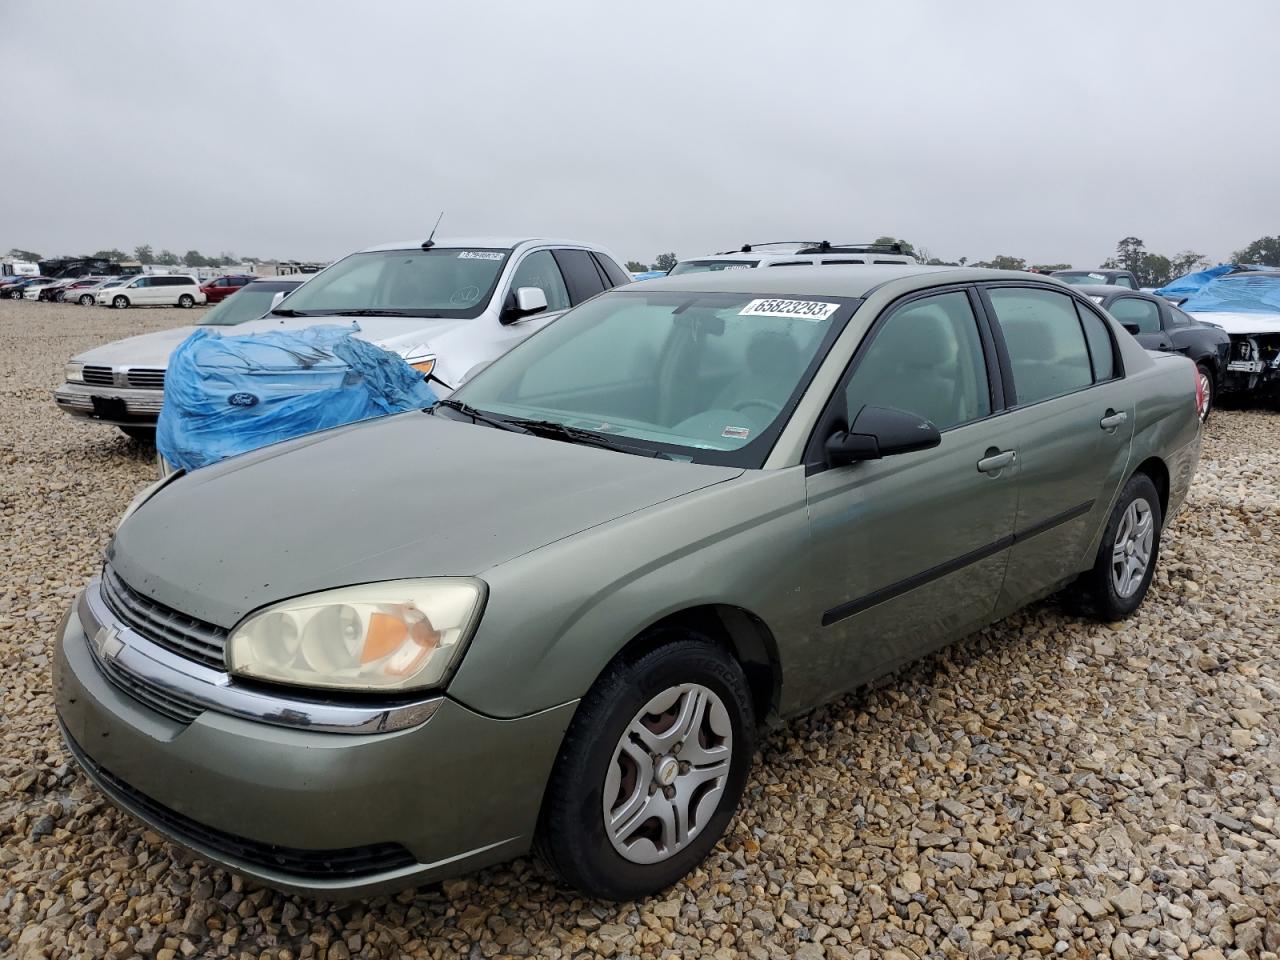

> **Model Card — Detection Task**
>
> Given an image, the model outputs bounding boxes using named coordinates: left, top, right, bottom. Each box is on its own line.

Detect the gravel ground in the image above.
left=1, top=299, right=1277, bottom=960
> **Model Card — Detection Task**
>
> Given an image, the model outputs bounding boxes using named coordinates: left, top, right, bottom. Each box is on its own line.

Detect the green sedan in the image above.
left=54, top=265, right=1202, bottom=900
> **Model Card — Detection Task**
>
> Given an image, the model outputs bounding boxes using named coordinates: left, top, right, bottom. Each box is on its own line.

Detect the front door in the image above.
left=803, top=288, right=1019, bottom=701
left=491, top=249, right=572, bottom=361
left=980, top=286, right=1135, bottom=611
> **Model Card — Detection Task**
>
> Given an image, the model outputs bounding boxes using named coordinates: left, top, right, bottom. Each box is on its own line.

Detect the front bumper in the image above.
left=53, top=383, right=163, bottom=425
left=54, top=585, right=576, bottom=897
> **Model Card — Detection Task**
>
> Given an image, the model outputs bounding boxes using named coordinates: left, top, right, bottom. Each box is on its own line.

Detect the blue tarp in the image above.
left=1176, top=273, right=1280, bottom=316
left=1152, top=265, right=1238, bottom=299
left=157, top=325, right=437, bottom=471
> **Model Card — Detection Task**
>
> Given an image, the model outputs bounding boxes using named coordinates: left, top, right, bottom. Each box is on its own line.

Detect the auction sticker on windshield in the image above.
left=458, top=251, right=505, bottom=260
left=739, top=298, right=839, bottom=321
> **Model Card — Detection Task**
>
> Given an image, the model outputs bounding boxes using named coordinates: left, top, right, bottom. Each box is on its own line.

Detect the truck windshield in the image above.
left=451, top=289, right=860, bottom=467
left=668, top=259, right=758, bottom=276
left=272, top=248, right=511, bottom=319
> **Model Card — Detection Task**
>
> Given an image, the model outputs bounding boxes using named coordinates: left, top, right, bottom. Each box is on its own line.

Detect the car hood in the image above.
left=108, top=412, right=743, bottom=628
left=1186, top=311, right=1280, bottom=336
left=70, top=316, right=469, bottom=370
left=72, top=325, right=203, bottom=366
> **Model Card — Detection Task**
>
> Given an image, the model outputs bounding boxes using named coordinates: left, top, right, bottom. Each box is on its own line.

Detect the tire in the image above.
left=1072, top=473, right=1162, bottom=621
left=1196, top=363, right=1214, bottom=423
left=118, top=426, right=155, bottom=444
left=178, top=294, right=194, bottom=308
left=112, top=295, right=129, bottom=309
left=536, top=634, right=755, bottom=900
left=79, top=294, right=94, bottom=306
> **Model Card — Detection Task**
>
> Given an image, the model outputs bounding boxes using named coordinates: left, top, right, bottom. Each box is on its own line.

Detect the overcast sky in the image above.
left=3, top=1, right=1278, bottom=269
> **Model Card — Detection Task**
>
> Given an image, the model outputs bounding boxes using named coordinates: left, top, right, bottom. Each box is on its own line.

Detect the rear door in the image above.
left=979, top=285, right=1133, bottom=610
left=803, top=287, right=1019, bottom=697
left=553, top=248, right=609, bottom=305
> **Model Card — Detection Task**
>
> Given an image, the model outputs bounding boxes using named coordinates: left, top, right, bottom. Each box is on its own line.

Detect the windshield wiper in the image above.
left=334, top=308, right=414, bottom=317
left=507, top=418, right=672, bottom=459
left=433, top=398, right=531, bottom=433
left=269, top=308, right=314, bottom=317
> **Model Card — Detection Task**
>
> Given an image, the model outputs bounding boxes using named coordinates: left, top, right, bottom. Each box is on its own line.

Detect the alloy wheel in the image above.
left=1198, top=371, right=1212, bottom=421
left=602, top=682, right=733, bottom=865
left=1111, top=497, right=1154, bottom=598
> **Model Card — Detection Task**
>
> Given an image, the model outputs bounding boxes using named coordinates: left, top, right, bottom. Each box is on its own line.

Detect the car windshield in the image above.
left=198, top=284, right=298, bottom=326
left=270, top=247, right=511, bottom=318
left=451, top=289, right=859, bottom=467
left=668, top=259, right=759, bottom=276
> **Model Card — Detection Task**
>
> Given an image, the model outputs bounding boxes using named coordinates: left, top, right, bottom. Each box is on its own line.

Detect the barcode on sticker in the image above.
left=458, top=251, right=505, bottom=260
left=739, top=298, right=839, bottom=321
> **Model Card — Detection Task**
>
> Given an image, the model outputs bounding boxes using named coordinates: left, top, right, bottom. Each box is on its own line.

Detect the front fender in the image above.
left=447, top=469, right=814, bottom=719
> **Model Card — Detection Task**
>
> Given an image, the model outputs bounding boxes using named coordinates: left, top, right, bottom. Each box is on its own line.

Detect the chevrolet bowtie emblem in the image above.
left=93, top=625, right=124, bottom=662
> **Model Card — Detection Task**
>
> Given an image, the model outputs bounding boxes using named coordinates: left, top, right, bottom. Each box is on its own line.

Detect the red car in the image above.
left=199, top=275, right=256, bottom=303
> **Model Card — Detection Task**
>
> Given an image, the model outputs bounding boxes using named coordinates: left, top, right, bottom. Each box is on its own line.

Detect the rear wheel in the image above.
left=1196, top=363, right=1214, bottom=422
left=536, top=636, right=755, bottom=900
left=178, top=294, right=195, bottom=308
left=112, top=295, right=129, bottom=309
left=1071, top=473, right=1162, bottom=621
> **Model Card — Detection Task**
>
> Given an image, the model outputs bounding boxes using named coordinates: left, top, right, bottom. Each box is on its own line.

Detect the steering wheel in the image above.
left=733, top=399, right=782, bottom=419
left=449, top=285, right=481, bottom=306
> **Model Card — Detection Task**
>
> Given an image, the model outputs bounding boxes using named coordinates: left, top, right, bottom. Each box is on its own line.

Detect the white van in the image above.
left=97, top=275, right=206, bottom=309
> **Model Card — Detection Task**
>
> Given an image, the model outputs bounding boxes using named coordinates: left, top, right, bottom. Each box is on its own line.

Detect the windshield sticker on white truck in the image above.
left=1087, top=272, right=1107, bottom=281
left=458, top=251, right=505, bottom=261
left=721, top=264, right=753, bottom=270
left=739, top=298, right=839, bottom=321
left=722, top=425, right=751, bottom=440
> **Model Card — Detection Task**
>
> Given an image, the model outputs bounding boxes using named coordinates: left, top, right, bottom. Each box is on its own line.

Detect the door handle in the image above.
left=977, top=449, right=1016, bottom=474
left=1099, top=410, right=1128, bottom=431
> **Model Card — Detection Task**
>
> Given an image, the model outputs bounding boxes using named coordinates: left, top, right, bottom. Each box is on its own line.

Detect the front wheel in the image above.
left=536, top=636, right=755, bottom=900
left=118, top=426, right=155, bottom=444
left=112, top=295, right=129, bottom=309
left=1072, top=473, right=1162, bottom=621
left=1196, top=363, right=1214, bottom=422
left=178, top=294, right=194, bottom=308
left=78, top=294, right=94, bottom=306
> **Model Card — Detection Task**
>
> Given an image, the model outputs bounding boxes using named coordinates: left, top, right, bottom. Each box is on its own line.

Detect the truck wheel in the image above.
left=1071, top=473, right=1162, bottom=622
left=536, top=634, right=755, bottom=900
left=119, top=426, right=155, bottom=444
left=1196, top=363, right=1213, bottom=422
left=178, top=294, right=194, bottom=308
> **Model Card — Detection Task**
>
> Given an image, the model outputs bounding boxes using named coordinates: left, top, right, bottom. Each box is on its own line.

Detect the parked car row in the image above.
left=53, top=261, right=1205, bottom=901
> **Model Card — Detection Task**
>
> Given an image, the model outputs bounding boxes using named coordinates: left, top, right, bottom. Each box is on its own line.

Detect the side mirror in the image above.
left=269, top=291, right=287, bottom=309
left=824, top=405, right=941, bottom=467
left=501, top=286, right=548, bottom=325
left=1121, top=322, right=1141, bottom=335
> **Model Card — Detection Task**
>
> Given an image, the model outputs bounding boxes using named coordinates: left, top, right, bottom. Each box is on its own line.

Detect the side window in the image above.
left=591, top=252, right=631, bottom=289
left=1107, top=297, right=1161, bottom=334
left=1167, top=306, right=1192, bottom=328
left=1075, top=302, right=1117, bottom=381
left=509, top=250, right=570, bottom=312
left=134, top=277, right=150, bottom=288
left=842, top=291, right=991, bottom=431
left=551, top=249, right=606, bottom=304
left=1114, top=276, right=1136, bottom=289
left=987, top=288, right=1093, bottom=405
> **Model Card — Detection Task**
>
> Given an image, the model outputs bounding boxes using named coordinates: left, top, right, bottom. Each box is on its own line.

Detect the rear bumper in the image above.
left=53, top=383, right=163, bottom=425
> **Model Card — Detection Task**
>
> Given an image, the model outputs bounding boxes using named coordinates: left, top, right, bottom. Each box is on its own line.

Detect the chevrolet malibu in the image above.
left=55, top=266, right=1202, bottom=901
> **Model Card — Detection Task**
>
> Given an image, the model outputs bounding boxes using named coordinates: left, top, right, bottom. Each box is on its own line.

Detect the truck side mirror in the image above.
left=501, top=286, right=549, bottom=325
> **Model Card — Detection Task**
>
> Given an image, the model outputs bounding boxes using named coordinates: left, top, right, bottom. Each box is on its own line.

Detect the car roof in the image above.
left=247, top=277, right=305, bottom=287
left=358, top=236, right=602, bottom=254
left=1076, top=284, right=1160, bottom=299
left=633, top=264, right=1048, bottom=299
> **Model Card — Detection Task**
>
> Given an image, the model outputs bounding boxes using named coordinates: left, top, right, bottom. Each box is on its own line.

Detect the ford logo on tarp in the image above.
left=228, top=392, right=259, bottom=408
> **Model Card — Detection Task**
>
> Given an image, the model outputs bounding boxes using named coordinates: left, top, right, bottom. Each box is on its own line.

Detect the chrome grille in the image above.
left=126, top=368, right=165, bottom=389
left=82, top=365, right=115, bottom=386
left=100, top=567, right=228, bottom=669
left=93, top=651, right=202, bottom=724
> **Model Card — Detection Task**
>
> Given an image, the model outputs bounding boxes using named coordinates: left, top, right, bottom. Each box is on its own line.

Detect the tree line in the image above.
left=625, top=234, right=1280, bottom=284
left=5, top=245, right=250, bottom=268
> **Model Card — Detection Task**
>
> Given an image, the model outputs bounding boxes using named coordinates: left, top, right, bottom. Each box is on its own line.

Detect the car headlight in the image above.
left=403, top=350, right=436, bottom=377
left=65, top=361, right=84, bottom=383
left=227, top=578, right=485, bottom=693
